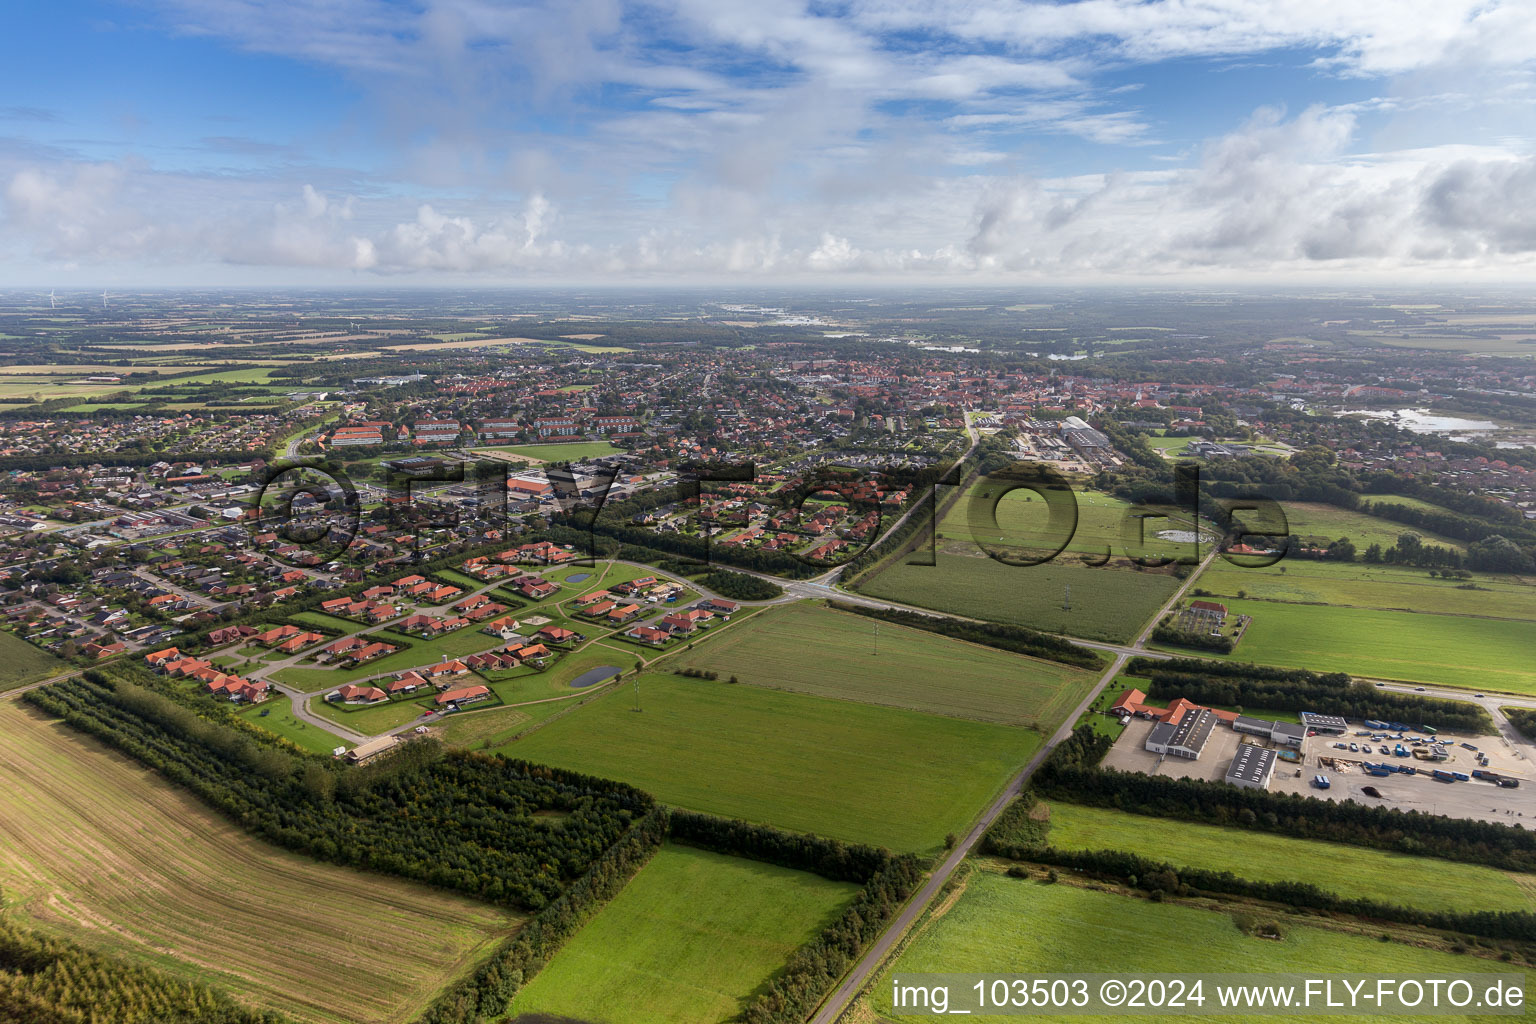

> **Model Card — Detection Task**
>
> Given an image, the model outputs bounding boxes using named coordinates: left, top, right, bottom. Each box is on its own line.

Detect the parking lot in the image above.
left=1102, top=715, right=1536, bottom=829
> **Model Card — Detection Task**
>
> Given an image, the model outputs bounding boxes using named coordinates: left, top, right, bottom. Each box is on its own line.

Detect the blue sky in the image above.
left=3, top=0, right=1535, bottom=284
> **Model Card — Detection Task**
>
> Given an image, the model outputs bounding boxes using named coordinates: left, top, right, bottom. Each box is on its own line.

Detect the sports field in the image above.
left=1156, top=597, right=1536, bottom=692
left=0, top=702, right=520, bottom=1024
left=865, top=872, right=1524, bottom=1023
left=503, top=674, right=1040, bottom=852
left=471, top=441, right=622, bottom=462
left=670, top=603, right=1097, bottom=727
left=0, top=630, right=66, bottom=691
left=859, top=553, right=1178, bottom=643
left=509, top=844, right=855, bottom=1024
left=1043, top=803, right=1536, bottom=913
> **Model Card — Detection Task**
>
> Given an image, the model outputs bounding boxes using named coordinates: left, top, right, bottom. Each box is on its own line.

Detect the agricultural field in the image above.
left=670, top=603, right=1097, bottom=728
left=1155, top=596, right=1536, bottom=692
left=864, top=871, right=1525, bottom=1023
left=0, top=630, right=66, bottom=692
left=0, top=702, right=520, bottom=1024
left=1197, top=560, right=1536, bottom=621
left=1043, top=803, right=1536, bottom=913
left=859, top=554, right=1179, bottom=644
left=1280, top=501, right=1467, bottom=552
left=509, top=844, right=855, bottom=1024
left=942, top=484, right=1208, bottom=564
left=504, top=673, right=1040, bottom=852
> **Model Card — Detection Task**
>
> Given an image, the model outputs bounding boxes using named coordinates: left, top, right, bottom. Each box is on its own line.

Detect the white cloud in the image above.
left=8, top=105, right=1536, bottom=281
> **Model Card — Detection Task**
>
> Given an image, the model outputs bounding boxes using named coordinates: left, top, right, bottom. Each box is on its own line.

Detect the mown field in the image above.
left=509, top=844, right=855, bottom=1024
left=945, top=484, right=1207, bottom=564
left=1198, top=560, right=1536, bottom=621
left=669, top=603, right=1097, bottom=728
left=470, top=441, right=622, bottom=462
left=504, top=674, right=1040, bottom=852
left=1280, top=501, right=1467, bottom=551
left=1157, top=597, right=1536, bottom=692
left=0, top=702, right=520, bottom=1024
left=0, top=630, right=66, bottom=692
left=865, top=871, right=1525, bottom=1023
left=859, top=554, right=1178, bottom=643
left=237, top=695, right=348, bottom=754
left=1043, top=803, right=1536, bottom=913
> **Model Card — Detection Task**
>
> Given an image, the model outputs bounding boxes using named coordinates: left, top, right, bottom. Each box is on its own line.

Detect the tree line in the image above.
left=828, top=601, right=1102, bottom=669
left=1033, top=724, right=1536, bottom=875
left=26, top=672, right=653, bottom=912
left=0, top=915, right=290, bottom=1024
left=981, top=793, right=1536, bottom=944
left=1127, top=657, right=1494, bottom=734
left=666, top=811, right=923, bottom=1024
left=417, top=805, right=669, bottom=1024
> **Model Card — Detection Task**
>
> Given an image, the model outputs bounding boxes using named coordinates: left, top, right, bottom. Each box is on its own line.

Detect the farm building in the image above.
left=1225, top=744, right=1277, bottom=790
left=1299, top=712, right=1348, bottom=734
left=346, top=735, right=400, bottom=765
left=1145, top=707, right=1218, bottom=760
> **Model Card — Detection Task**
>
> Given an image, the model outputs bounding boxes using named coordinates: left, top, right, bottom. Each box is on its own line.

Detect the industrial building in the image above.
left=1059, top=415, right=1111, bottom=452
left=1299, top=712, right=1348, bottom=734
left=1233, top=715, right=1307, bottom=748
left=1225, top=743, right=1277, bottom=790
left=1146, top=707, right=1218, bottom=760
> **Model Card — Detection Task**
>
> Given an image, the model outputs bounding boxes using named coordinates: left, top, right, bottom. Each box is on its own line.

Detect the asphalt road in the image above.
left=805, top=545, right=1218, bottom=1024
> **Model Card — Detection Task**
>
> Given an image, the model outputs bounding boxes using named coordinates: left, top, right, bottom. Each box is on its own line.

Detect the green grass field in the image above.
left=1156, top=597, right=1536, bottom=692
left=1280, top=502, right=1467, bottom=552
left=238, top=697, right=348, bottom=755
left=859, top=554, right=1178, bottom=643
left=669, top=603, right=1097, bottom=728
left=943, top=484, right=1207, bottom=564
left=1044, top=803, right=1536, bottom=913
left=509, top=844, right=855, bottom=1024
left=503, top=674, right=1040, bottom=852
left=472, top=441, right=622, bottom=462
left=866, top=872, right=1524, bottom=1023
left=0, top=630, right=67, bottom=692
left=1198, top=561, right=1536, bottom=621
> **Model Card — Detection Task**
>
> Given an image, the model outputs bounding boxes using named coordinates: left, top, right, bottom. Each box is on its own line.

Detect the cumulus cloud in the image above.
left=6, top=2, right=1536, bottom=281
left=7, top=102, right=1536, bottom=281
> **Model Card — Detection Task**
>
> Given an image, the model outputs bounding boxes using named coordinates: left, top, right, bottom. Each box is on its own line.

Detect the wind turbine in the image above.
left=48, top=289, right=56, bottom=310
left=101, top=289, right=108, bottom=309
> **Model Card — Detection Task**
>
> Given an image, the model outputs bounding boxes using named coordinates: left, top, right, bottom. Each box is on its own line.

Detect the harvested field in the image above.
left=0, top=702, right=520, bottom=1024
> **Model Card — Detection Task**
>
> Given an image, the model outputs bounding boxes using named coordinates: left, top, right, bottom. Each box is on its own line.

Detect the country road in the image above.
left=806, top=544, right=1220, bottom=1024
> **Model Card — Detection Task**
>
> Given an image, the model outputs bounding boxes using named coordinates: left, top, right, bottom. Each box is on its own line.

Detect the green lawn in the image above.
left=309, top=693, right=438, bottom=733
left=941, top=483, right=1207, bottom=564
left=1280, top=502, right=1467, bottom=552
left=859, top=553, right=1179, bottom=643
left=503, top=674, right=1040, bottom=853
left=668, top=603, right=1098, bottom=728
left=237, top=697, right=349, bottom=755
left=473, top=441, right=622, bottom=462
left=0, top=631, right=67, bottom=692
left=510, top=844, right=856, bottom=1024
left=866, top=872, right=1525, bottom=1023
left=1156, top=597, right=1536, bottom=692
left=1044, top=802, right=1536, bottom=913
left=1198, top=560, right=1536, bottom=621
